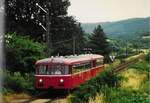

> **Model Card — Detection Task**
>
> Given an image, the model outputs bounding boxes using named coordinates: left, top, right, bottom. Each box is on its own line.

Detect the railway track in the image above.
left=21, top=54, right=145, bottom=103
left=21, top=90, right=69, bottom=103
left=113, top=54, right=144, bottom=73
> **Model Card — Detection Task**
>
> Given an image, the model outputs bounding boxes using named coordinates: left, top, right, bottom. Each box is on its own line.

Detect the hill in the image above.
left=81, top=17, right=150, bottom=39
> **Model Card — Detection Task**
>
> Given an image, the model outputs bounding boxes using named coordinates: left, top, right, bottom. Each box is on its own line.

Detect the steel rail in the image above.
left=113, top=54, right=144, bottom=73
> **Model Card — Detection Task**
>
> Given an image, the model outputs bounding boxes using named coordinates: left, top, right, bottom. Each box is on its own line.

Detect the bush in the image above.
left=69, top=60, right=149, bottom=103
left=105, top=88, right=149, bottom=103
left=3, top=71, right=34, bottom=93
left=5, top=33, right=46, bottom=73
left=69, top=68, right=121, bottom=103
left=129, top=61, right=150, bottom=72
left=145, top=52, right=150, bottom=62
left=116, top=52, right=139, bottom=60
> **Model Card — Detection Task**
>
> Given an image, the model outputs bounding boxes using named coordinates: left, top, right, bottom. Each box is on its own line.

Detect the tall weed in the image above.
left=68, top=68, right=121, bottom=103
left=129, top=61, right=150, bottom=72
left=2, top=71, right=34, bottom=94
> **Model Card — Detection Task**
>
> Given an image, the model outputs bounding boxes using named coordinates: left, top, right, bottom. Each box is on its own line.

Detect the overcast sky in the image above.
left=68, top=0, right=150, bottom=23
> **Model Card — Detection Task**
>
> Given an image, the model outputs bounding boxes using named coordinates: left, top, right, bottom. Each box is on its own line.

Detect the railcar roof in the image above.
left=35, top=54, right=103, bottom=65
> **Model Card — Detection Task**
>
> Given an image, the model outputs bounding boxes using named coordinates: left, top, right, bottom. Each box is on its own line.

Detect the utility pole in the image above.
left=125, top=40, right=128, bottom=57
left=36, top=3, right=52, bottom=57
left=46, top=3, right=52, bottom=57
left=73, top=36, right=75, bottom=55
left=148, top=42, right=150, bottom=63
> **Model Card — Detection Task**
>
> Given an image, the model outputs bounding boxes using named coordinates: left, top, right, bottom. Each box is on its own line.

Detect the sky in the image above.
left=68, top=0, right=150, bottom=23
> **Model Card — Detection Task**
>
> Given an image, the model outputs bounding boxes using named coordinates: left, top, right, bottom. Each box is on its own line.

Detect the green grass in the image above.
left=67, top=67, right=121, bottom=103
left=105, top=87, right=149, bottom=103
left=2, top=71, right=36, bottom=95
left=128, top=61, right=150, bottom=72
left=68, top=60, right=150, bottom=103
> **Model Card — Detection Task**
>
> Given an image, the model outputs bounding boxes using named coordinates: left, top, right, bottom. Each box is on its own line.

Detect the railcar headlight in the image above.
left=39, top=78, right=43, bottom=83
left=60, top=78, right=64, bottom=83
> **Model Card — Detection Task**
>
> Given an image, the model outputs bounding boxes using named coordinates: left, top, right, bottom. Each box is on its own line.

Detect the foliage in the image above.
left=89, top=25, right=110, bottom=54
left=140, top=80, right=150, bottom=94
left=145, top=52, right=150, bottom=62
left=105, top=64, right=150, bottom=103
left=104, top=88, right=149, bottom=103
left=128, top=61, right=150, bottom=72
left=81, top=17, right=150, bottom=40
left=132, top=40, right=150, bottom=50
left=69, top=60, right=150, bottom=103
left=116, top=52, right=139, bottom=60
left=2, top=71, right=34, bottom=93
left=88, top=93, right=105, bottom=103
left=5, top=0, right=70, bottom=41
left=104, top=61, right=150, bottom=103
left=5, top=0, right=86, bottom=55
left=87, top=25, right=111, bottom=62
left=5, top=33, right=45, bottom=73
left=68, top=68, right=121, bottom=103
left=52, top=22, right=86, bottom=55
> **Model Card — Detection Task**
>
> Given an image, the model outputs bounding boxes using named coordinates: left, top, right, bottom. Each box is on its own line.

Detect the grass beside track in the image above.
left=68, top=55, right=149, bottom=103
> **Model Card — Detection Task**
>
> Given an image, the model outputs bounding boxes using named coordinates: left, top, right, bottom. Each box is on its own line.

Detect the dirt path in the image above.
left=30, top=99, right=51, bottom=103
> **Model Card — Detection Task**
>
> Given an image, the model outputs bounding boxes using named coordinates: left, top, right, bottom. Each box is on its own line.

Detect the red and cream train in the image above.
left=35, top=54, right=104, bottom=90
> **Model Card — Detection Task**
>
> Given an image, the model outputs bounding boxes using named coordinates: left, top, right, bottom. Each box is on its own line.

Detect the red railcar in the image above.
left=35, top=54, right=104, bottom=90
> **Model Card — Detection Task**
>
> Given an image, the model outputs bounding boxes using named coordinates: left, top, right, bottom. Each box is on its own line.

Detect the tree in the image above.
left=5, top=0, right=70, bottom=41
left=5, top=33, right=45, bottom=74
left=89, top=25, right=110, bottom=62
left=5, top=0, right=86, bottom=55
left=52, top=21, right=86, bottom=55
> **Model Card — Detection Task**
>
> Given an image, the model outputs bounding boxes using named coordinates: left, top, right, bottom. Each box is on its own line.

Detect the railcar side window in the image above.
left=84, top=62, right=91, bottom=69
left=72, top=64, right=84, bottom=73
left=96, top=59, right=103, bottom=66
left=72, top=62, right=91, bottom=73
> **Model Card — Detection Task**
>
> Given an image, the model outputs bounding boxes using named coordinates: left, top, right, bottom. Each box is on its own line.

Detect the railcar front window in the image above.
left=38, top=65, right=48, bottom=75
left=36, top=64, right=69, bottom=75
left=49, top=65, right=69, bottom=75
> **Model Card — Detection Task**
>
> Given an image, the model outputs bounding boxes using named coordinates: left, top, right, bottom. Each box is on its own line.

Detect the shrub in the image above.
left=129, top=61, right=150, bottom=72
left=5, top=33, right=46, bottom=73
left=69, top=68, right=121, bottom=103
left=105, top=88, right=150, bottom=103
left=88, top=93, right=105, bottom=103
left=69, top=61, right=149, bottom=103
left=145, top=52, right=150, bottom=62
left=140, top=80, right=150, bottom=94
left=3, top=71, right=34, bottom=93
